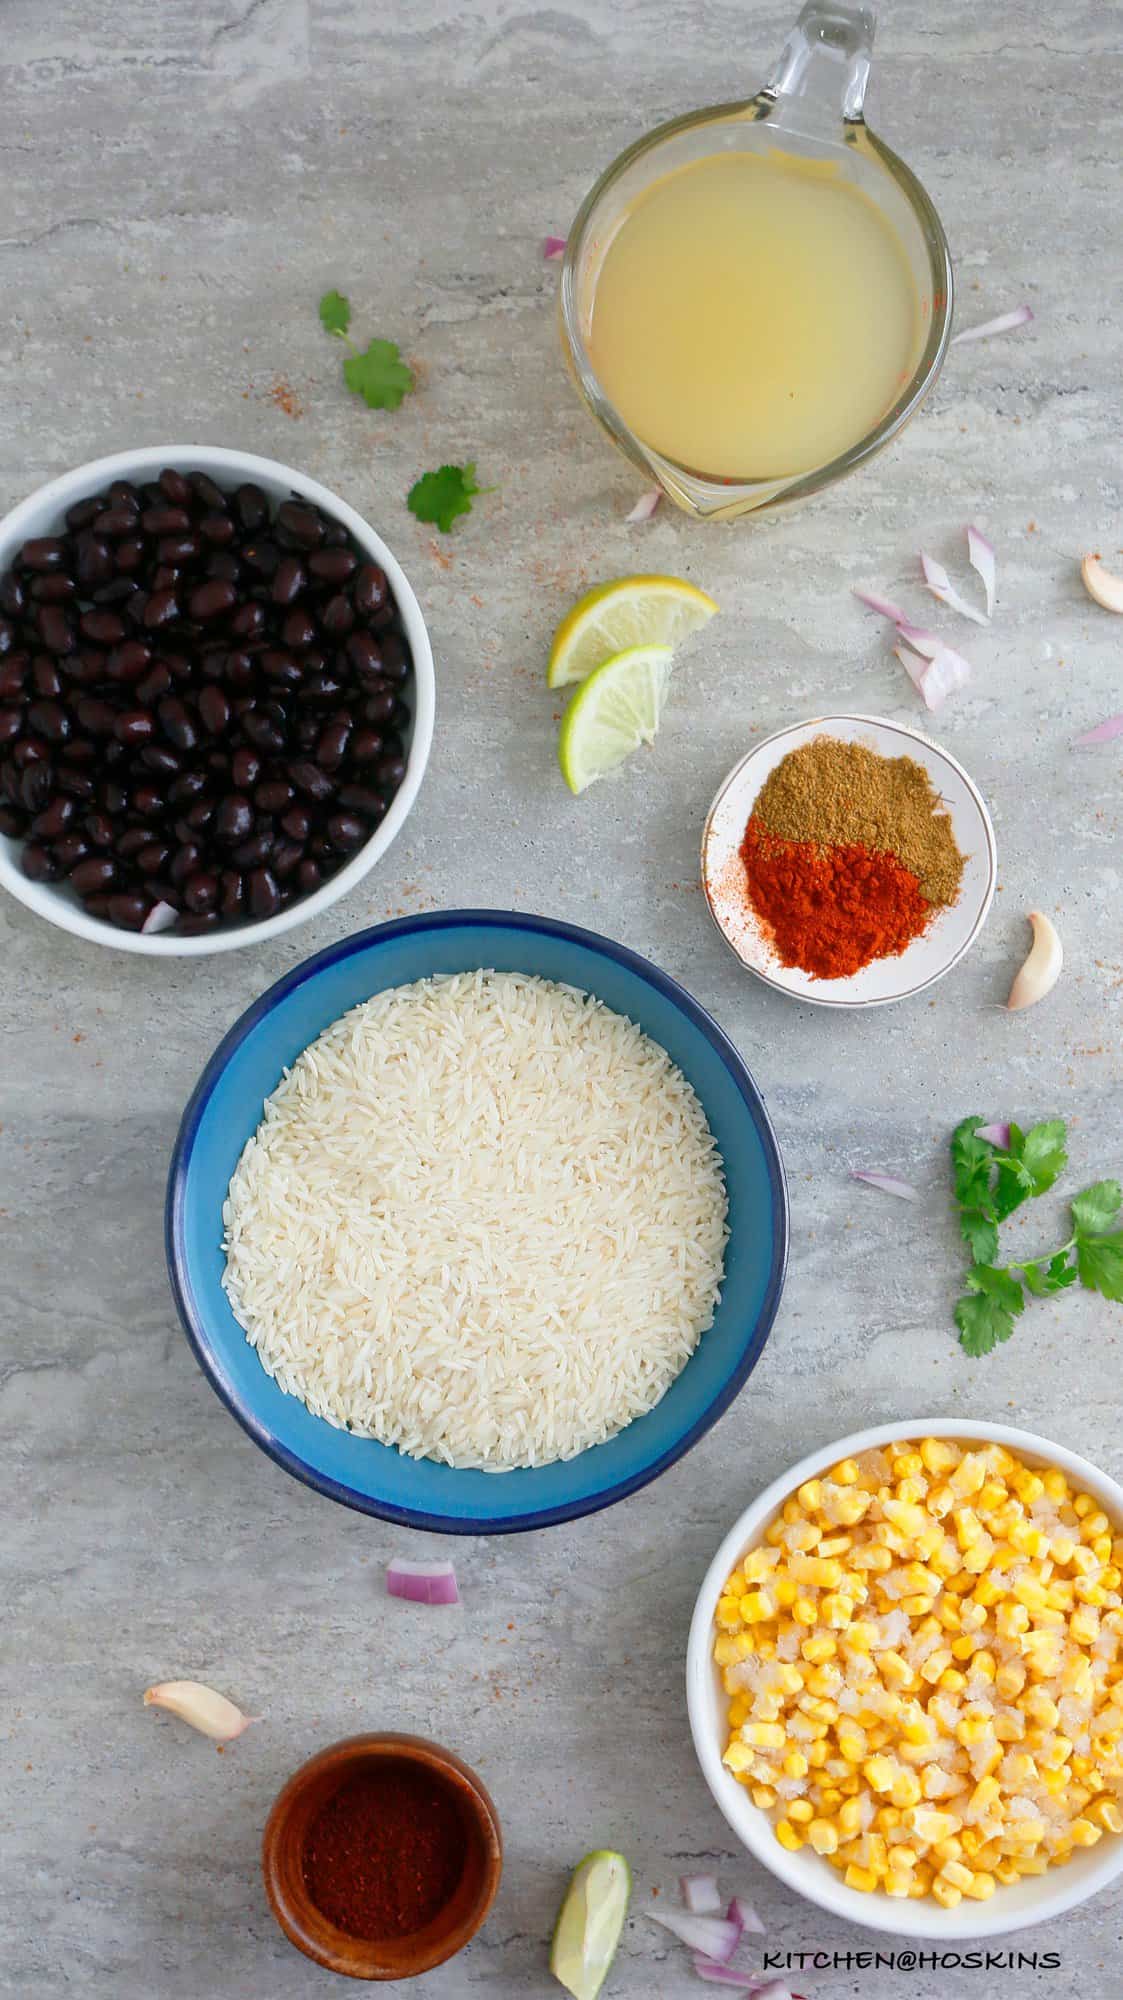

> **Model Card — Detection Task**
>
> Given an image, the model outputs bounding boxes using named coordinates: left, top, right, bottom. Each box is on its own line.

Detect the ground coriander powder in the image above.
left=752, top=738, right=965, bottom=906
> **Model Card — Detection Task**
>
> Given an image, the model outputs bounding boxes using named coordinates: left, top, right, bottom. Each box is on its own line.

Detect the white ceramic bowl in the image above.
left=687, top=1418, right=1123, bottom=1939
left=701, top=714, right=996, bottom=1007
left=0, top=446, right=435, bottom=955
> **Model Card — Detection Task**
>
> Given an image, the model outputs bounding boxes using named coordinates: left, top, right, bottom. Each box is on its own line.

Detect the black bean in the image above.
left=233, top=483, right=269, bottom=532
left=66, top=495, right=102, bottom=532
left=233, top=832, right=274, bottom=868
left=159, top=468, right=193, bottom=507
left=79, top=610, right=126, bottom=646
left=157, top=696, right=198, bottom=750
left=142, top=589, right=179, bottom=630
left=21, top=841, right=60, bottom=880
left=32, top=658, right=63, bottom=699
left=38, top=606, right=76, bottom=654
left=183, top=870, right=219, bottom=914
left=254, top=778, right=292, bottom=813
left=135, top=841, right=170, bottom=876
left=91, top=576, right=136, bottom=607
left=327, top=812, right=367, bottom=851
left=197, top=685, right=230, bottom=734
left=199, top=511, right=236, bottom=547
left=184, top=797, right=215, bottom=833
left=297, top=858, right=322, bottom=894
left=188, top=471, right=228, bottom=513
left=0, top=657, right=28, bottom=700
left=141, top=505, right=191, bottom=536
left=31, top=573, right=77, bottom=605
left=276, top=502, right=324, bottom=549
left=186, top=579, right=234, bottom=623
left=229, top=600, right=266, bottom=641
left=280, top=804, right=311, bottom=842
left=309, top=546, right=357, bottom=585
left=131, top=783, right=165, bottom=820
left=215, top=793, right=253, bottom=845
left=231, top=746, right=261, bottom=789
left=114, top=709, right=155, bottom=747
left=136, top=663, right=174, bottom=706
left=74, top=534, right=113, bottom=587
left=14, top=736, right=49, bottom=769
left=350, top=726, right=384, bottom=764
left=75, top=696, right=118, bottom=737
left=0, top=802, right=26, bottom=836
left=241, top=539, right=281, bottom=578
left=346, top=630, right=382, bottom=681
left=378, top=633, right=411, bottom=682
left=170, top=842, right=202, bottom=884
left=270, top=556, right=305, bottom=606
left=377, top=754, right=407, bottom=790
left=337, top=783, right=384, bottom=816
left=261, top=649, right=302, bottom=688
left=204, top=550, right=241, bottom=583
left=140, top=744, right=182, bottom=777
left=248, top=866, right=281, bottom=917
left=107, top=891, right=151, bottom=931
left=28, top=699, right=70, bottom=742
left=316, top=716, right=351, bottom=770
left=0, top=707, right=22, bottom=744
left=56, top=765, right=95, bottom=800
left=223, top=646, right=258, bottom=689
left=291, top=760, right=335, bottom=801
left=241, top=709, right=286, bottom=752
left=31, top=795, right=74, bottom=840
left=71, top=854, right=117, bottom=894
left=271, top=839, right=304, bottom=880
left=84, top=810, right=115, bottom=848
left=157, top=533, right=200, bottom=565
left=177, top=910, right=220, bottom=935
left=53, top=833, right=91, bottom=871
left=108, top=480, right=141, bottom=511
left=19, top=537, right=68, bottom=572
left=217, top=868, right=243, bottom=917
left=0, top=618, right=13, bottom=658
left=352, top=564, right=389, bottom=618
left=320, top=593, right=355, bottom=637
left=105, top=639, right=151, bottom=683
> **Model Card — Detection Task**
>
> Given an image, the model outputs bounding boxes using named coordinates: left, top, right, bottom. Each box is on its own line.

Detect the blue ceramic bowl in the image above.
left=166, top=912, right=788, bottom=1534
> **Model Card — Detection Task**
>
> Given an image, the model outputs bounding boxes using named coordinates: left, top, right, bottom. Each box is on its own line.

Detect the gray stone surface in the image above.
left=1, top=2, right=1121, bottom=1995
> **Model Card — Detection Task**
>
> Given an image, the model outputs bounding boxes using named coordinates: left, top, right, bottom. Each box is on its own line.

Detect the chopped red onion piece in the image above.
left=920, top=551, right=989, bottom=626
left=1073, top=712, right=1123, bottom=747
left=681, top=1875, right=723, bottom=1915
left=966, top=525, right=996, bottom=618
left=386, top=1558, right=460, bottom=1605
left=853, top=587, right=907, bottom=622
left=693, top=1959, right=767, bottom=1990
left=894, top=642, right=970, bottom=712
left=543, top=235, right=567, bottom=261
left=851, top=1170, right=919, bottom=1201
left=647, top=1910, right=740, bottom=1961
left=975, top=1122, right=1011, bottom=1148
left=950, top=304, right=1033, bottom=345
left=142, top=900, right=178, bottom=935
left=727, top=1897, right=765, bottom=1935
left=896, top=622, right=950, bottom=659
left=625, top=488, right=662, bottom=523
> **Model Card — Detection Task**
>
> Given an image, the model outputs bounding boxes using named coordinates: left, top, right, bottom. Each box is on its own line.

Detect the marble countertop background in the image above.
left=1, top=2, right=1120, bottom=1994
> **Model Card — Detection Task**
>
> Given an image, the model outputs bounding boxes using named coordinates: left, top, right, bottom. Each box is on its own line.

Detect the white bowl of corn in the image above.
left=687, top=1420, right=1123, bottom=1937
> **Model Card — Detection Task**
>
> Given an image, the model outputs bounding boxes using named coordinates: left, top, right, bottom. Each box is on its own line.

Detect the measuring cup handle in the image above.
left=762, top=1, right=875, bottom=130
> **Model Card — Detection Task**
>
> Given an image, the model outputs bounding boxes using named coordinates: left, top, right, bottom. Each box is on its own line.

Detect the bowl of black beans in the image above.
left=0, top=446, right=435, bottom=953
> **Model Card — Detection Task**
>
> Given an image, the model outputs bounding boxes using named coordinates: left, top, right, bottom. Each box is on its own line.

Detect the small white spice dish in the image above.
left=687, top=1418, right=1123, bottom=1939
left=701, top=713, right=996, bottom=1008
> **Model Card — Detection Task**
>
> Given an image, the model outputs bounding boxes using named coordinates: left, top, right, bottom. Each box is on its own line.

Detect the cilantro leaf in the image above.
left=408, top=462, right=483, bottom=534
left=343, top=338, right=414, bottom=411
left=960, top=1210, right=1000, bottom=1267
left=1072, top=1179, right=1123, bottom=1237
left=1076, top=1230, right=1123, bottom=1302
left=319, top=289, right=351, bottom=338
left=955, top=1264, right=1025, bottom=1356
left=1019, top=1119, right=1069, bottom=1196
left=1020, top=1251, right=1079, bottom=1297
left=950, top=1118, right=999, bottom=1214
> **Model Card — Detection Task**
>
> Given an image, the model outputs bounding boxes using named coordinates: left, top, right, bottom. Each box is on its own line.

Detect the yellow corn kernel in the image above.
left=838, top=1796, right=865, bottom=1838
left=818, top=1594, right=853, bottom=1631
left=965, top=1871, right=996, bottom=1901
left=995, top=1660, right=1027, bottom=1701
left=817, top=1786, right=843, bottom=1813
left=749, top=1691, right=782, bottom=1721
left=919, top=1647, right=954, bottom=1686
left=920, top=1438, right=957, bottom=1474
left=783, top=1750, right=809, bottom=1780
left=1088, top=1796, right=1123, bottom=1833
left=791, top=1597, right=817, bottom=1628
left=832, top=1457, right=860, bottom=1485
left=900, top=1594, right=935, bottom=1617
left=996, top=1601, right=1030, bottom=1639
left=1070, top=1544, right=1097, bottom=1575
left=995, top=1858, right=1021, bottom=1886
left=890, top=1769, right=922, bottom=1809
left=1013, top=1854, right=1049, bottom=1875
left=1004, top=1816, right=1046, bottom=1845
left=773, top=1576, right=798, bottom=1609
left=842, top=1621, right=876, bottom=1654
left=787, top=1799, right=815, bottom=1824
left=862, top=1755, right=897, bottom=1794
left=1011, top=1466, right=1045, bottom=1504
left=738, top=1591, right=774, bottom=1623
left=837, top=1728, right=867, bottom=1763
left=1041, top=1466, right=1068, bottom=1500
left=951, top=1454, right=987, bottom=1497
left=1003, top=1751, right=1039, bottom=1787
left=907, top=1808, right=962, bottom=1844
left=715, top=1595, right=743, bottom=1631
left=966, top=1775, right=1002, bottom=1822
left=878, top=1651, right=914, bottom=1693
left=1082, top=1509, right=1111, bottom=1539
left=723, top=1740, right=754, bottom=1772
left=956, top=1715, right=994, bottom=1749
left=750, top=1783, right=776, bottom=1810
left=974, top=1743, right=1004, bottom=1777
left=728, top=1697, right=750, bottom=1730
left=938, top=1858, right=974, bottom=1891
left=806, top=1739, right=831, bottom=1768
left=743, top=1722, right=786, bottom=1749
left=844, top=1864, right=880, bottom=1893
left=775, top=1819, right=805, bottom=1851
left=816, top=1534, right=854, bottom=1559
left=805, top=1665, right=842, bottom=1700
left=971, top=1574, right=1005, bottom=1609
left=714, top=1635, right=741, bottom=1666
left=938, top=1668, right=968, bottom=1695
left=1024, top=1687, right=1060, bottom=1729
left=932, top=1877, right=962, bottom=1909
left=807, top=1818, right=839, bottom=1855
left=1069, top=1607, right=1100, bottom=1652
left=1069, top=1817, right=1102, bottom=1848
left=932, top=1836, right=964, bottom=1865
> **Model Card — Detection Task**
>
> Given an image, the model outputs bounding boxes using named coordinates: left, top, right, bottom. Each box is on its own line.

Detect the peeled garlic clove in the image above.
left=144, top=1680, right=256, bottom=1742
left=1007, top=910, right=1063, bottom=1011
left=1080, top=553, right=1123, bottom=614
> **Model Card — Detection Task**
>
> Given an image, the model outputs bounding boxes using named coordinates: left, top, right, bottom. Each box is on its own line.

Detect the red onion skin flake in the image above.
left=1073, top=713, right=1123, bottom=747
left=950, top=304, right=1033, bottom=345
left=851, top=1170, right=920, bottom=1201
left=543, top=235, right=566, bottom=261
left=385, top=1560, right=460, bottom=1606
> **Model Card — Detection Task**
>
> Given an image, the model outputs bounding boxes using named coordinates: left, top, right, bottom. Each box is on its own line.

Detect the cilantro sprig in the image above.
left=951, top=1116, right=1123, bottom=1355
left=318, top=289, right=414, bottom=411
left=408, top=462, right=495, bottom=535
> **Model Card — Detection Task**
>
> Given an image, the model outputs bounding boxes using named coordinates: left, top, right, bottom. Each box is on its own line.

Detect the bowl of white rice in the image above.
left=166, top=910, right=788, bottom=1533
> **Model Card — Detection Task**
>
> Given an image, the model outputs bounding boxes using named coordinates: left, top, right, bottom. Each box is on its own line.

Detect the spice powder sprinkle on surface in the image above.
left=752, top=738, right=966, bottom=907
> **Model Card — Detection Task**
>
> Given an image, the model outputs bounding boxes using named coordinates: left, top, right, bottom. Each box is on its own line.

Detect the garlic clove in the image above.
left=143, top=1680, right=256, bottom=1742
left=1007, top=911, right=1063, bottom=1011
left=1080, top=553, right=1123, bottom=614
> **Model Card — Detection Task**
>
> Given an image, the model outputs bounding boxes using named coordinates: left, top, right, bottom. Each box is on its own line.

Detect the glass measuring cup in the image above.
left=559, top=3, right=952, bottom=520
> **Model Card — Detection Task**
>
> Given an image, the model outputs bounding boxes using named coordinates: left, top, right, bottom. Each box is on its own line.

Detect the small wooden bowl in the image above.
left=262, top=1733, right=503, bottom=1980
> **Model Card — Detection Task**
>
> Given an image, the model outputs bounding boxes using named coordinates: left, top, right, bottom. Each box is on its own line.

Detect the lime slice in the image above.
left=550, top=1849, right=632, bottom=2000
left=547, top=574, right=718, bottom=689
left=557, top=644, right=673, bottom=794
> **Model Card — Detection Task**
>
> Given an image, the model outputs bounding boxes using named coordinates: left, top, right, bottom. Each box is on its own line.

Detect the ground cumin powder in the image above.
left=752, top=738, right=965, bottom=906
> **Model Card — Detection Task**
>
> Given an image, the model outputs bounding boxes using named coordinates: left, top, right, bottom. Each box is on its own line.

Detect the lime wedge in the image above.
left=557, top=644, right=673, bottom=794
left=547, top=574, right=718, bottom=689
left=550, top=1849, right=632, bottom=2000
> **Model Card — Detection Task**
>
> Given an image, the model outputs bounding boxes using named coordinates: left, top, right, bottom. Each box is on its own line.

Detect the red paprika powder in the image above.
left=302, top=1761, right=467, bottom=1941
left=740, top=817, right=932, bottom=979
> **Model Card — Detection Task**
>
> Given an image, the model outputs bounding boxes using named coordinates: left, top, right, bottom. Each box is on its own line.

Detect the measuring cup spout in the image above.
left=762, top=2, right=876, bottom=134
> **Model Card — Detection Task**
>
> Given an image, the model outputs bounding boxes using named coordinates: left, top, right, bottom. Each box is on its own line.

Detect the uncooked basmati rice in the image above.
left=221, top=970, right=728, bottom=1470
